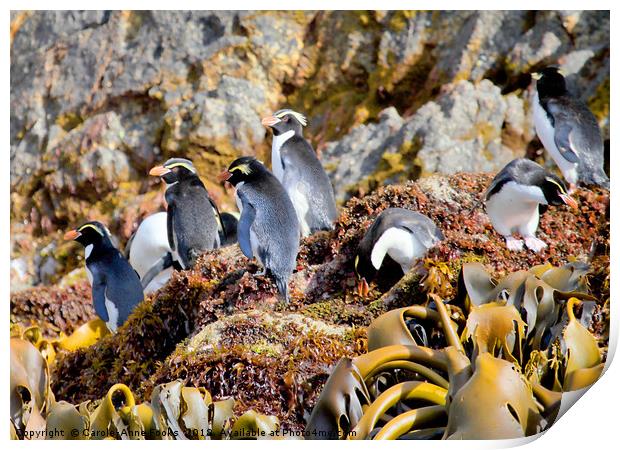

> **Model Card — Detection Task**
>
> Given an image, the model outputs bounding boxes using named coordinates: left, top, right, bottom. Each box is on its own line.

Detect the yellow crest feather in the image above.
left=78, top=224, right=104, bottom=236
left=165, top=162, right=196, bottom=173
left=275, top=109, right=307, bottom=127
left=230, top=163, right=252, bottom=175
left=545, top=177, right=567, bottom=195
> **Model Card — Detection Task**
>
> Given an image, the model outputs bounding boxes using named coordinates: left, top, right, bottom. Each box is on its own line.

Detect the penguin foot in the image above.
left=505, top=236, right=524, bottom=252
left=524, top=237, right=547, bottom=253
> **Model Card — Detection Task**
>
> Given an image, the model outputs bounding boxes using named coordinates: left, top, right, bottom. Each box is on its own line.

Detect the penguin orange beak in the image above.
left=149, top=165, right=170, bottom=177
left=560, top=194, right=578, bottom=209
left=218, top=170, right=232, bottom=182
left=64, top=230, right=80, bottom=241
left=357, top=278, right=370, bottom=297
left=261, top=116, right=280, bottom=127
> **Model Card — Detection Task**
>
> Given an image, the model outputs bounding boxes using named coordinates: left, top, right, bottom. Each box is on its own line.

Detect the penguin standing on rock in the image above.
left=219, top=156, right=300, bottom=302
left=532, top=67, right=609, bottom=189
left=355, top=208, right=444, bottom=297
left=64, top=221, right=144, bottom=332
left=262, top=109, right=338, bottom=237
left=149, top=158, right=222, bottom=269
left=485, top=158, right=579, bottom=252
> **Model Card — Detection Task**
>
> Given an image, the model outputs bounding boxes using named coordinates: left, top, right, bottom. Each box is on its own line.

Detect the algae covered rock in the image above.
left=324, top=80, right=527, bottom=202
left=10, top=172, right=608, bottom=432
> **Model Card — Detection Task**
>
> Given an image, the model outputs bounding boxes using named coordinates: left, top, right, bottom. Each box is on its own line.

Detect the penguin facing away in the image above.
left=124, top=212, right=174, bottom=294
left=64, top=221, right=144, bottom=332
left=149, top=158, right=222, bottom=269
left=262, top=109, right=338, bottom=237
left=485, top=158, right=578, bottom=252
left=532, top=67, right=609, bottom=189
left=219, top=156, right=300, bottom=302
left=355, top=208, right=444, bottom=297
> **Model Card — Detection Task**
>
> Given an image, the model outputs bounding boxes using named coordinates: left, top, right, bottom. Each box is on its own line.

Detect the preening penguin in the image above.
left=219, top=156, right=300, bottom=302
left=124, top=212, right=174, bottom=294
left=64, top=221, right=144, bottom=332
left=355, top=208, right=444, bottom=296
left=532, top=67, right=609, bottom=188
left=149, top=158, right=221, bottom=269
left=262, top=109, right=338, bottom=237
left=485, top=158, right=578, bottom=252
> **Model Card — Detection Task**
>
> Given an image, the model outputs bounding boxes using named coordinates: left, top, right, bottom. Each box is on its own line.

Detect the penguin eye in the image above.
left=283, top=115, right=290, bottom=123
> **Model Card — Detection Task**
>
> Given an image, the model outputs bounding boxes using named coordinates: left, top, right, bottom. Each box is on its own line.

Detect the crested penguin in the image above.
left=64, top=221, right=144, bottom=332
left=124, top=212, right=174, bottom=294
left=354, top=208, right=444, bottom=296
left=532, top=67, right=609, bottom=189
left=485, top=158, right=578, bottom=252
left=219, top=156, right=300, bottom=302
left=149, top=158, right=222, bottom=269
left=262, top=109, right=338, bottom=237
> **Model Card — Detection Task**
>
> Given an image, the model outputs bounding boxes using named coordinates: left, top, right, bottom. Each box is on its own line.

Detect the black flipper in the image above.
left=167, top=204, right=175, bottom=252
left=553, top=123, right=580, bottom=163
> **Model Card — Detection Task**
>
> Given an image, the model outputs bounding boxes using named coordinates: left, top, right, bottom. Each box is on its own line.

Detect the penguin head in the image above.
left=261, top=109, right=307, bottom=136
left=149, top=158, right=198, bottom=184
left=353, top=253, right=374, bottom=297
left=532, top=67, right=567, bottom=98
left=64, top=221, right=113, bottom=248
left=540, top=174, right=578, bottom=208
left=218, top=156, right=268, bottom=186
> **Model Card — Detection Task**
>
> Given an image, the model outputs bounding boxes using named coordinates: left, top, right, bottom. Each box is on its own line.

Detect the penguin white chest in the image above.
left=128, top=212, right=170, bottom=279
left=371, top=228, right=426, bottom=273
left=104, top=288, right=119, bottom=333
left=486, top=182, right=542, bottom=236
left=533, top=93, right=579, bottom=184
left=290, top=183, right=311, bottom=237
left=271, top=130, right=294, bottom=182
left=234, top=183, right=245, bottom=214
left=250, top=229, right=261, bottom=265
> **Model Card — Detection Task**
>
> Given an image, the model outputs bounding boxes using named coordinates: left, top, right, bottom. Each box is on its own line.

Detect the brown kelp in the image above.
left=306, top=262, right=607, bottom=440
left=11, top=342, right=279, bottom=441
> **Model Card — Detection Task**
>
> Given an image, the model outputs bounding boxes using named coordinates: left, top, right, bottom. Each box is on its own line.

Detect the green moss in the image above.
left=387, top=10, right=417, bottom=33
left=446, top=252, right=490, bottom=278
left=122, top=11, right=145, bottom=42
left=588, top=78, right=610, bottom=122
left=346, top=136, right=423, bottom=197
left=248, top=342, right=281, bottom=358
left=56, top=112, right=83, bottom=132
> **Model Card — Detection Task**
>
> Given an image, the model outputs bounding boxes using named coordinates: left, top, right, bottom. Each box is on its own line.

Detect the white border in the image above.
left=4, top=2, right=617, bottom=448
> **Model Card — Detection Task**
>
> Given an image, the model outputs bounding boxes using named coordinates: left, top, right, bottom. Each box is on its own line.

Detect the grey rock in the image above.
left=324, top=80, right=525, bottom=203
left=505, top=12, right=571, bottom=73
left=431, top=11, right=530, bottom=83
left=34, top=242, right=60, bottom=285
left=322, top=107, right=404, bottom=202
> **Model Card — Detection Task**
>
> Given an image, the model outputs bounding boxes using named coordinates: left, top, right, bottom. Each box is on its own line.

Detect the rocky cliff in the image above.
left=10, top=10, right=609, bottom=288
